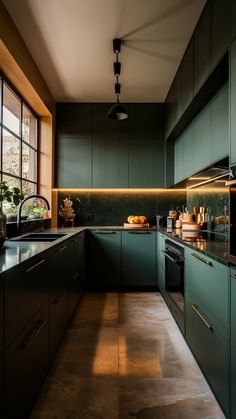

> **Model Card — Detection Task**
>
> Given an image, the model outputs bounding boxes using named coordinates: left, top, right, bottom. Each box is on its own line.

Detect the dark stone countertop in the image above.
left=156, top=227, right=229, bottom=266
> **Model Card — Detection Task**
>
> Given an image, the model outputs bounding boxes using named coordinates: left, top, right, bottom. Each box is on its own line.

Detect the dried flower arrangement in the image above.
left=59, top=197, right=75, bottom=222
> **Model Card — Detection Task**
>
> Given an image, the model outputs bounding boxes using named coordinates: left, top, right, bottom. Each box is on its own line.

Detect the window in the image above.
left=0, top=75, right=38, bottom=200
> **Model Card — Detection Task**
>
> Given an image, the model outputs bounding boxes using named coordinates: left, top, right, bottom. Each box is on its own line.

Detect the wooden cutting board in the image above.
left=123, top=223, right=150, bottom=229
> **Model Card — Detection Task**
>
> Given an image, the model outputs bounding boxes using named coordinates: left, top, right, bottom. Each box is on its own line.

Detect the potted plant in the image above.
left=0, top=181, right=24, bottom=245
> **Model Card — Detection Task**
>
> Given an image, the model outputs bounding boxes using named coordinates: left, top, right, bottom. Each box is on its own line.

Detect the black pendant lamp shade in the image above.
left=108, top=38, right=128, bottom=120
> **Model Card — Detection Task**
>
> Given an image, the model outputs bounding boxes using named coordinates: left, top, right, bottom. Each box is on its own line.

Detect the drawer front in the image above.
left=185, top=248, right=229, bottom=337
left=186, top=294, right=229, bottom=416
left=68, top=272, right=81, bottom=318
left=5, top=305, right=48, bottom=419
left=49, top=289, right=68, bottom=362
left=48, top=242, right=72, bottom=301
left=5, top=256, right=49, bottom=348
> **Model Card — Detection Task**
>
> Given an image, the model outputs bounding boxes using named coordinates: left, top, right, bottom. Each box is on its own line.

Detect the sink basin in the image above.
left=10, top=233, right=67, bottom=242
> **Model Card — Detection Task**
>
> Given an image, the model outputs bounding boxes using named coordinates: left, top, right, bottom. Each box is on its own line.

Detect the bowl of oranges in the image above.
left=124, top=215, right=149, bottom=228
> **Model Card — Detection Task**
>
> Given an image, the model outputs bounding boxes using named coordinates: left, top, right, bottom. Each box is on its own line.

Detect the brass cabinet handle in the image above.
left=128, top=231, right=151, bottom=234
left=191, top=253, right=213, bottom=266
left=230, top=274, right=236, bottom=279
left=95, top=231, right=117, bottom=234
left=162, top=249, right=176, bottom=263
left=191, top=304, right=214, bottom=331
left=20, top=320, right=46, bottom=349
left=58, top=245, right=67, bottom=252
left=25, top=259, right=46, bottom=272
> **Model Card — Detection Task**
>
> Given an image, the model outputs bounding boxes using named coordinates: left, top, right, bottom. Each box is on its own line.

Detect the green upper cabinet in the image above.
left=210, top=83, right=229, bottom=163
left=194, top=2, right=210, bottom=95
left=56, top=104, right=93, bottom=187
left=230, top=39, right=236, bottom=165
left=211, top=0, right=229, bottom=71
left=231, top=268, right=236, bottom=419
left=93, top=103, right=129, bottom=138
left=174, top=136, right=183, bottom=183
left=165, top=82, right=176, bottom=139
left=121, top=231, right=156, bottom=286
left=93, top=137, right=129, bottom=187
left=129, top=104, right=164, bottom=187
left=193, top=103, right=211, bottom=171
left=181, top=40, right=194, bottom=113
left=175, top=68, right=182, bottom=122
left=231, top=0, right=236, bottom=42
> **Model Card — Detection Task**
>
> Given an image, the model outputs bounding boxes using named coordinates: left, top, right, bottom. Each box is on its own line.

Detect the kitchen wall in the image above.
left=57, top=190, right=186, bottom=227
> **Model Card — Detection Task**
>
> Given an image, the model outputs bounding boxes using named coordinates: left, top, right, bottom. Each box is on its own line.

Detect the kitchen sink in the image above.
left=10, top=233, right=67, bottom=242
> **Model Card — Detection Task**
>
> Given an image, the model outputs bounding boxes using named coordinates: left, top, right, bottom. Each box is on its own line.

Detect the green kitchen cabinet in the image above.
left=121, top=231, right=156, bottom=286
left=129, top=104, right=164, bottom=138
left=68, top=234, right=84, bottom=318
left=93, top=136, right=129, bottom=187
left=129, top=136, right=164, bottom=187
left=194, top=2, right=210, bottom=95
left=181, top=40, right=194, bottom=114
left=230, top=267, right=236, bottom=419
left=185, top=293, right=229, bottom=416
left=175, top=67, right=182, bottom=122
left=185, top=247, right=229, bottom=339
left=5, top=304, right=48, bottom=419
left=93, top=103, right=129, bottom=138
left=165, top=82, right=176, bottom=139
left=231, top=0, right=236, bottom=42
left=193, top=103, right=211, bottom=172
left=87, top=230, right=121, bottom=288
left=182, top=123, right=195, bottom=179
left=210, top=83, right=229, bottom=163
left=211, top=0, right=229, bottom=71
left=56, top=103, right=93, bottom=187
left=174, top=136, right=183, bottom=183
left=157, top=232, right=165, bottom=294
left=230, top=39, right=236, bottom=165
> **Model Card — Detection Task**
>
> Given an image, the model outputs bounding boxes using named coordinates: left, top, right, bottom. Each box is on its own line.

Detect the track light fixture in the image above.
left=108, top=38, right=128, bottom=120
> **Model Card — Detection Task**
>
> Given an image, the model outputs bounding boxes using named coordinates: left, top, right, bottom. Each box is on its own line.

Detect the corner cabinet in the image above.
left=185, top=248, right=229, bottom=416
left=121, top=231, right=156, bottom=286
left=230, top=267, right=236, bottom=419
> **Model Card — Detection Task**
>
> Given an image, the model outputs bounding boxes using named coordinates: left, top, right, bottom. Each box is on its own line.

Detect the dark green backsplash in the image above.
left=57, top=191, right=186, bottom=227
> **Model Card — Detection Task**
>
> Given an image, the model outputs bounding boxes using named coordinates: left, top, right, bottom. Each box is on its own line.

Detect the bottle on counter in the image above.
left=192, top=207, right=198, bottom=223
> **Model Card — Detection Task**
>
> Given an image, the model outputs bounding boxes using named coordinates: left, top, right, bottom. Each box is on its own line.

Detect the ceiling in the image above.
left=3, top=0, right=206, bottom=103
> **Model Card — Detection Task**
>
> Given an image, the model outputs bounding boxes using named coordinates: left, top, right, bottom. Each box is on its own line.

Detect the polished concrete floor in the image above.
left=31, top=293, right=225, bottom=419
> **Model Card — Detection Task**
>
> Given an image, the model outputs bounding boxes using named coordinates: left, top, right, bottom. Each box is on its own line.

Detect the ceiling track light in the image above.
left=108, top=38, right=128, bottom=120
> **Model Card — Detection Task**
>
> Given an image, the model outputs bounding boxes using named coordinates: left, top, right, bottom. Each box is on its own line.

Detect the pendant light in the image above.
left=108, top=39, right=128, bottom=120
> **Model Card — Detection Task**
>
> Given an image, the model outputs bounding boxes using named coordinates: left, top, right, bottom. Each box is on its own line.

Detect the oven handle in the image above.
left=162, top=250, right=183, bottom=264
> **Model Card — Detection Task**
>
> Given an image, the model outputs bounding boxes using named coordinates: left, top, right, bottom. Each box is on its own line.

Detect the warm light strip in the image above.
left=187, top=173, right=228, bottom=189
left=52, top=188, right=186, bottom=193
left=189, top=177, right=211, bottom=180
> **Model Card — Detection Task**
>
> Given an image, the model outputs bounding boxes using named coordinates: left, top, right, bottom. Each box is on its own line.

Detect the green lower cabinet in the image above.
left=157, top=233, right=165, bottom=294
left=230, top=39, right=236, bottom=166
left=87, top=231, right=121, bottom=288
left=231, top=268, right=236, bottom=419
left=185, top=293, right=229, bottom=416
left=121, top=231, right=156, bottom=286
left=49, top=289, right=68, bottom=362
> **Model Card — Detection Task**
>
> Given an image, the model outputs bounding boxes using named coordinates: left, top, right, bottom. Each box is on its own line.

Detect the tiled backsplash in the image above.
left=57, top=191, right=187, bottom=227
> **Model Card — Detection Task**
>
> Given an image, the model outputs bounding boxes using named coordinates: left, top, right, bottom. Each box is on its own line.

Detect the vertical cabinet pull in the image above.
left=191, top=304, right=214, bottom=331
left=95, top=231, right=116, bottom=234
left=20, top=320, right=46, bottom=349
left=128, top=231, right=151, bottom=234
left=191, top=253, right=213, bottom=266
left=25, top=259, right=46, bottom=272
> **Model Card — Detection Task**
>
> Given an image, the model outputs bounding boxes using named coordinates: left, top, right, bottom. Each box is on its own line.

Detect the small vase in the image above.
left=0, top=208, right=7, bottom=248
left=62, top=217, right=75, bottom=228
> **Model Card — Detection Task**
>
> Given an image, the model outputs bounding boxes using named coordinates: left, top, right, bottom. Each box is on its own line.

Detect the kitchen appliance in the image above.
left=156, top=215, right=167, bottom=228
left=167, top=216, right=174, bottom=231
left=163, top=240, right=185, bottom=332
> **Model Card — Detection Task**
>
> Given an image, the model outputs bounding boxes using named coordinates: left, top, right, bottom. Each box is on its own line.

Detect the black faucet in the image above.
left=17, top=194, right=50, bottom=236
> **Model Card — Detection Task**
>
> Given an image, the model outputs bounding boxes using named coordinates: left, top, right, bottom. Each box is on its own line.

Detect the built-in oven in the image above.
left=163, top=240, right=185, bottom=331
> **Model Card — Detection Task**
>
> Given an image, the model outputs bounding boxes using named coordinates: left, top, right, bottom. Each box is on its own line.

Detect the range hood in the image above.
left=174, top=157, right=229, bottom=189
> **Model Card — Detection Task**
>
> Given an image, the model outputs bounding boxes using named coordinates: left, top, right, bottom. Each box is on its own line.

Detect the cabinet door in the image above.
left=231, top=269, right=236, bottom=418
left=165, top=83, right=176, bottom=139
left=174, top=136, right=183, bottom=183
left=87, top=231, right=121, bottom=288
left=182, top=123, right=195, bottom=179
left=230, top=39, right=236, bottom=165
left=194, top=3, right=210, bottom=95
left=93, top=137, right=129, bottom=187
left=121, top=231, right=156, bottom=286
left=211, top=0, right=229, bottom=70
left=49, top=289, right=68, bottom=362
left=210, top=83, right=229, bottom=163
left=0, top=280, right=3, bottom=354
left=67, top=235, right=83, bottom=318
left=0, top=354, right=3, bottom=419
left=186, top=294, right=229, bottom=416
left=56, top=104, right=93, bottom=187
left=182, top=40, right=194, bottom=113
left=231, top=0, right=236, bottom=42
left=175, top=67, right=182, bottom=122
left=185, top=248, right=229, bottom=339
left=48, top=241, right=71, bottom=302
left=4, top=255, right=49, bottom=348
left=5, top=305, right=48, bottom=419
left=129, top=136, right=164, bottom=187
left=193, top=103, right=211, bottom=171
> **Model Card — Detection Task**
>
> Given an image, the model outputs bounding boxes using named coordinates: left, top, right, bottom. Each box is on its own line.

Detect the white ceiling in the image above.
left=3, top=0, right=206, bottom=102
